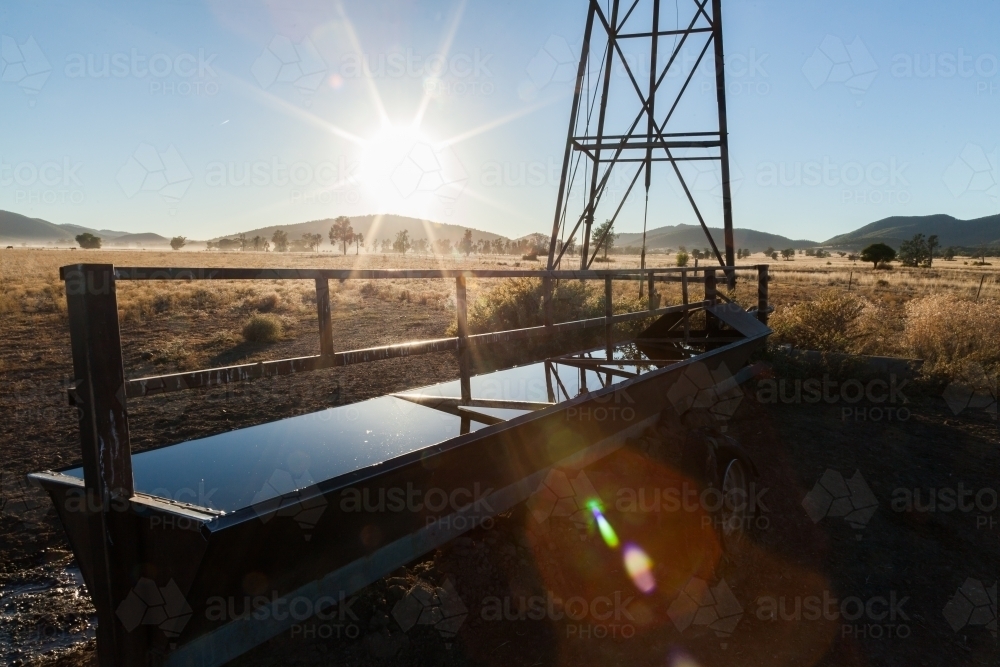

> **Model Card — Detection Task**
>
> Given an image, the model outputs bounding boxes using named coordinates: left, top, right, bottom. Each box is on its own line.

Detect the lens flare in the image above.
left=588, top=501, right=620, bottom=548
left=623, top=543, right=656, bottom=594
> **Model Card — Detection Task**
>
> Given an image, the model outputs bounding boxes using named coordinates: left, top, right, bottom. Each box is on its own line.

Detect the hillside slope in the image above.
left=216, top=214, right=507, bottom=247
left=615, top=224, right=817, bottom=252
left=823, top=214, right=1000, bottom=248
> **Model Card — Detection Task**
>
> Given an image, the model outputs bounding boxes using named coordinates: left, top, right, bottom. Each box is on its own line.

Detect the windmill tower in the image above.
left=546, top=0, right=737, bottom=284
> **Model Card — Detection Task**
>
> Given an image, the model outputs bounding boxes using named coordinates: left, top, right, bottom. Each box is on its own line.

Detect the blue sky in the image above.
left=1, top=0, right=997, bottom=243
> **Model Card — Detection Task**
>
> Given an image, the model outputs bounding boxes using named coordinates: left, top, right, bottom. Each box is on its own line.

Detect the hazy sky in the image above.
left=1, top=0, right=997, bottom=242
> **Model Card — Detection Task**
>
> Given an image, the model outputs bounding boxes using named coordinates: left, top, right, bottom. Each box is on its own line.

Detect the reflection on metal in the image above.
left=31, top=261, right=770, bottom=667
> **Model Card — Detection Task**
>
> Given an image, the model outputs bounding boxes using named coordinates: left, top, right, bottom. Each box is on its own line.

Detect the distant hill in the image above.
left=823, top=214, right=1000, bottom=249
left=0, top=210, right=136, bottom=243
left=215, top=214, right=507, bottom=247
left=58, top=223, right=129, bottom=240
left=0, top=210, right=68, bottom=242
left=615, top=224, right=817, bottom=252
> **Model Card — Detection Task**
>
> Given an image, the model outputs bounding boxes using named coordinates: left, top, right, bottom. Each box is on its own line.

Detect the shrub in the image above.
left=253, top=292, right=281, bottom=312
left=242, top=313, right=283, bottom=343
left=770, top=292, right=886, bottom=354
left=902, top=295, right=1000, bottom=377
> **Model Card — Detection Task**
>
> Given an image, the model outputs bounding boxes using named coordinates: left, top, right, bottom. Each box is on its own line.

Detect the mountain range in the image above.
left=615, top=224, right=817, bottom=251
left=821, top=214, right=1000, bottom=248
left=2, top=209, right=998, bottom=252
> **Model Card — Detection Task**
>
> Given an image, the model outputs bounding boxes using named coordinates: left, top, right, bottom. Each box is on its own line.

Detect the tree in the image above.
left=355, top=232, right=364, bottom=255
left=764, top=246, right=775, bottom=257
left=781, top=248, right=795, bottom=261
left=329, top=216, right=354, bottom=255
left=238, top=232, right=248, bottom=252
left=393, top=229, right=411, bottom=254
left=860, top=243, right=896, bottom=269
left=770, top=251, right=779, bottom=261
left=251, top=235, right=264, bottom=252
left=434, top=238, right=453, bottom=255
left=170, top=236, right=186, bottom=250
left=217, top=238, right=240, bottom=251
left=675, top=251, right=689, bottom=267
left=412, top=238, right=428, bottom=254
left=942, top=246, right=956, bottom=261
left=590, top=219, right=618, bottom=259
left=458, top=229, right=474, bottom=256
left=302, top=233, right=322, bottom=252
left=926, top=234, right=939, bottom=267
left=271, top=230, right=289, bottom=252
left=898, top=233, right=926, bottom=267
left=75, top=233, right=101, bottom=249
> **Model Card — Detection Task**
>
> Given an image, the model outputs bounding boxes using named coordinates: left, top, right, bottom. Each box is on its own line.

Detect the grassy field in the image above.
left=1, top=247, right=997, bottom=667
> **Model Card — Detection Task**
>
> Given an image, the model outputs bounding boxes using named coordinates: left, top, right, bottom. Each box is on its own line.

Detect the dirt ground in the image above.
left=1, top=248, right=997, bottom=666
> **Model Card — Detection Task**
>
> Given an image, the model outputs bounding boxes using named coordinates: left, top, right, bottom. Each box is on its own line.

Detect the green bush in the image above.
left=242, top=313, right=283, bottom=343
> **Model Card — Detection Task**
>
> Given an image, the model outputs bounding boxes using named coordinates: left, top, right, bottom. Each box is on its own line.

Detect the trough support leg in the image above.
left=315, top=278, right=334, bottom=361
left=757, top=265, right=770, bottom=325
left=62, top=263, right=145, bottom=667
left=456, top=276, right=471, bottom=404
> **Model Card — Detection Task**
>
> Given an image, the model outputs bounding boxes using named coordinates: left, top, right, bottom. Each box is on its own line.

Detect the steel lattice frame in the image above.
left=546, top=0, right=736, bottom=285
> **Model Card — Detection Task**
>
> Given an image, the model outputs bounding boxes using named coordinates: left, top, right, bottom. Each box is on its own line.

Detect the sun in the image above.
left=358, top=124, right=432, bottom=188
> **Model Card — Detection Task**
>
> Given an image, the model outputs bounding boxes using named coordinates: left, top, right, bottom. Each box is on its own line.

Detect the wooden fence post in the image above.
left=705, top=268, right=718, bottom=338
left=605, top=276, right=614, bottom=360
left=61, top=263, right=145, bottom=666
left=681, top=269, right=690, bottom=343
left=315, top=278, right=334, bottom=360
left=757, top=265, right=770, bottom=325
left=456, top=276, right=471, bottom=404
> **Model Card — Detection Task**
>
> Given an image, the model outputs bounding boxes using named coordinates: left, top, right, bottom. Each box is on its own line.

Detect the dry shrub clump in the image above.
left=461, top=277, right=654, bottom=336
left=770, top=291, right=892, bottom=355
left=901, top=295, right=1000, bottom=377
left=242, top=313, right=284, bottom=343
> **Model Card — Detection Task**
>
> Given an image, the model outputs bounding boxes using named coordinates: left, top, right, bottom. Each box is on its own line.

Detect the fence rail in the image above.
left=62, top=264, right=769, bottom=402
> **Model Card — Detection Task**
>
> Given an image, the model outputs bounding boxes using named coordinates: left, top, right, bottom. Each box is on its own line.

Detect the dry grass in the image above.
left=1, top=247, right=997, bottom=382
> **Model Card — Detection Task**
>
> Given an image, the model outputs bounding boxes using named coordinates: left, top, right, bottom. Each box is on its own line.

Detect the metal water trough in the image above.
left=29, top=263, right=771, bottom=666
